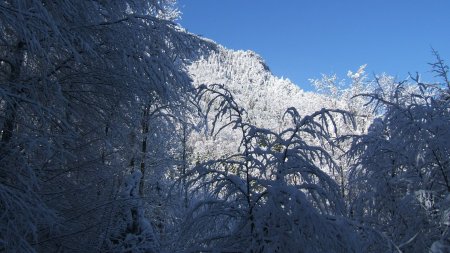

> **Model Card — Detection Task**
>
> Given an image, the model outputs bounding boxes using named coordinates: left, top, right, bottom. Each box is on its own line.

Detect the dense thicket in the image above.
left=0, top=1, right=211, bottom=251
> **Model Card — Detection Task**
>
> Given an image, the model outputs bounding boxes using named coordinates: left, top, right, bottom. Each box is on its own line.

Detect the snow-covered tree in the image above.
left=348, top=53, right=450, bottom=252
left=0, top=1, right=213, bottom=251
left=175, top=84, right=360, bottom=252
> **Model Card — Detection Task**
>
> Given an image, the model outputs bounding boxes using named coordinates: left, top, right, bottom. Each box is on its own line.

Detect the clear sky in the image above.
left=177, top=0, right=450, bottom=91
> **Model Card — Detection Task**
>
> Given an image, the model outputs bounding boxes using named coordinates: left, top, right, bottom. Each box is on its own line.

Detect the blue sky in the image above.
left=177, top=0, right=450, bottom=91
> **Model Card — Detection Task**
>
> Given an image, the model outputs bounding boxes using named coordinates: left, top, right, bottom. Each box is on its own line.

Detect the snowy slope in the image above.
left=187, top=45, right=332, bottom=129
left=184, top=43, right=340, bottom=162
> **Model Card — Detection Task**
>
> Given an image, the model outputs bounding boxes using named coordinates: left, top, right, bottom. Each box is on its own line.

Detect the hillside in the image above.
left=183, top=42, right=363, bottom=169
left=187, top=46, right=331, bottom=127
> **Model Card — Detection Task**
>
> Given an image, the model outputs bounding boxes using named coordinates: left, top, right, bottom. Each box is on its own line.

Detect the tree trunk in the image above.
left=1, top=41, right=24, bottom=149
